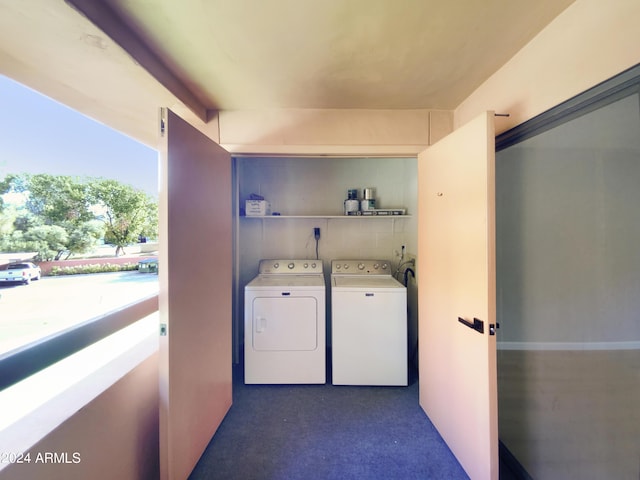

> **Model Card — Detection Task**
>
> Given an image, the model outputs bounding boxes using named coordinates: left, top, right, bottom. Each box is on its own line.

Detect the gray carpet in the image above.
left=189, top=364, right=468, bottom=480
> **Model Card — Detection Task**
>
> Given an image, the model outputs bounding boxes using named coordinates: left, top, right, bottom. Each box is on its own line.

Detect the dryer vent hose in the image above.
left=404, top=268, right=415, bottom=287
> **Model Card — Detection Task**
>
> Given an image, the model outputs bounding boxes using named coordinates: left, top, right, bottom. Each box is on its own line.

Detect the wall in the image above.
left=220, top=109, right=453, bottom=155
left=455, top=0, right=640, bottom=135
left=1, top=353, right=159, bottom=480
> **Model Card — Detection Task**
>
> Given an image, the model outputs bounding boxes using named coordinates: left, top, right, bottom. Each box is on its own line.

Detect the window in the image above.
left=0, top=75, right=159, bottom=389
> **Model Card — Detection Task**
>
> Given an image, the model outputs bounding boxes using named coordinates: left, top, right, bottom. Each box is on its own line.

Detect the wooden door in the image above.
left=417, top=111, right=498, bottom=480
left=158, top=109, right=233, bottom=480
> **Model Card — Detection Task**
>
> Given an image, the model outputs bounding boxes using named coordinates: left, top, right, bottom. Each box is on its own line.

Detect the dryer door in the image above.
left=252, top=296, right=318, bottom=351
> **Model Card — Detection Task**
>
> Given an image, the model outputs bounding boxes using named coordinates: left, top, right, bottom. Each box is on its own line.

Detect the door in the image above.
left=252, top=296, right=318, bottom=351
left=158, top=109, right=233, bottom=480
left=417, top=111, right=498, bottom=480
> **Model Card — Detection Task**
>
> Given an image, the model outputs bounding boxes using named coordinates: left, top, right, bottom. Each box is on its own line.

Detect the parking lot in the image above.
left=0, top=271, right=159, bottom=355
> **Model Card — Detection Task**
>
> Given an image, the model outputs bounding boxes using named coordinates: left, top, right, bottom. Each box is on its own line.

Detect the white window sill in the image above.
left=0, top=314, right=159, bottom=470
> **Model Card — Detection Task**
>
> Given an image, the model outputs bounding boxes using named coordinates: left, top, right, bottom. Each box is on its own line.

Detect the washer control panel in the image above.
left=259, top=259, right=323, bottom=274
left=331, top=260, right=392, bottom=275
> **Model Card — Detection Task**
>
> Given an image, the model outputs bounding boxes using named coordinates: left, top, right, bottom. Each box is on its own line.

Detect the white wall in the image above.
left=237, top=156, right=417, bottom=260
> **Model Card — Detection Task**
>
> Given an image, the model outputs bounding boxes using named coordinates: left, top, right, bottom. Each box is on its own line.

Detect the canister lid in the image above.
left=364, top=187, right=375, bottom=199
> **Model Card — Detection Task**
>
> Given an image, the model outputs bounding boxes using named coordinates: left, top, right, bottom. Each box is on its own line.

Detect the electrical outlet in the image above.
left=314, top=227, right=320, bottom=240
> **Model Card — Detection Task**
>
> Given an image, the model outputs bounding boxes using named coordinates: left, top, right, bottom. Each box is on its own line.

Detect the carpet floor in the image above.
left=189, top=364, right=469, bottom=480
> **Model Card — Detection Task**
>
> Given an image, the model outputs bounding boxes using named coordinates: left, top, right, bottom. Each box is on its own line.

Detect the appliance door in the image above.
left=251, top=296, right=318, bottom=351
left=332, top=288, right=407, bottom=385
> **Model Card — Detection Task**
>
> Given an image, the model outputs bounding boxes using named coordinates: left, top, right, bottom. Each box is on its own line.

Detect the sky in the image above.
left=0, top=75, right=158, bottom=198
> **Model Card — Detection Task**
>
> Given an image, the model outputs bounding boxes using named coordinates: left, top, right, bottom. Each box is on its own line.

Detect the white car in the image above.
left=0, top=262, right=42, bottom=285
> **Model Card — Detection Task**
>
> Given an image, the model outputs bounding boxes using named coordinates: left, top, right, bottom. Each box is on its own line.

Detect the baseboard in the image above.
left=497, top=341, right=640, bottom=351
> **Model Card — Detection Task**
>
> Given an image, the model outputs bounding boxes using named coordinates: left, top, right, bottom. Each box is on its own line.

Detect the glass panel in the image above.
left=0, top=75, right=159, bottom=360
left=496, top=92, right=640, bottom=479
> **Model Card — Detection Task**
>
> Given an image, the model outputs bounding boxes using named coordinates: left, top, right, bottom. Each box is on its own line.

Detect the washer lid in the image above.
left=332, top=276, right=404, bottom=289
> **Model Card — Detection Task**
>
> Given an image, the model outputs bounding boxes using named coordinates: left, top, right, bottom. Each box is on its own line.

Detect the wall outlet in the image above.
left=314, top=227, right=320, bottom=239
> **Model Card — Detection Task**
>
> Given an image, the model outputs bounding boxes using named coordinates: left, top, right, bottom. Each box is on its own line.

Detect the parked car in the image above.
left=0, top=262, right=42, bottom=285
left=138, top=257, right=158, bottom=274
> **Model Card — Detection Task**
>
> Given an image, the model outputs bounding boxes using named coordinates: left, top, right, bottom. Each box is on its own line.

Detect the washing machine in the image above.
left=331, top=259, right=407, bottom=386
left=244, top=259, right=326, bottom=384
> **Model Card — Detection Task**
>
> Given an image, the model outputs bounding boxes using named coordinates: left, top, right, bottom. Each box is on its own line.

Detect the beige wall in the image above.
left=219, top=109, right=452, bottom=155
left=456, top=0, right=640, bottom=135
left=1, top=353, right=160, bottom=480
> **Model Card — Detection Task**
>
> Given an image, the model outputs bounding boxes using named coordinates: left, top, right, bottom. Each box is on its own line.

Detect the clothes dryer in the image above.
left=331, top=259, right=407, bottom=386
left=244, top=259, right=325, bottom=384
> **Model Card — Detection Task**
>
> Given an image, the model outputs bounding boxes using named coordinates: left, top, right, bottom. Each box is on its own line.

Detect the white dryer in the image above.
left=244, top=259, right=325, bottom=384
left=331, top=259, right=407, bottom=386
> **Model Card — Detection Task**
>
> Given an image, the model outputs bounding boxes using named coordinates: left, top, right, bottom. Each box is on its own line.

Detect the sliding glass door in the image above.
left=495, top=67, right=640, bottom=479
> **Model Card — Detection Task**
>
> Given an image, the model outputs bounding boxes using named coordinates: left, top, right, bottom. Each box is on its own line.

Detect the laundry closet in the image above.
left=232, top=156, right=419, bottom=369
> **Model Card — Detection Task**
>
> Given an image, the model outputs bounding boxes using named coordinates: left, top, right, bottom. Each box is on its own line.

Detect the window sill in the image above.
left=0, top=314, right=159, bottom=470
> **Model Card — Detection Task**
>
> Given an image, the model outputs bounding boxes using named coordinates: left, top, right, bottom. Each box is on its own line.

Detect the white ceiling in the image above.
left=0, top=0, right=575, bottom=147
left=103, top=0, right=575, bottom=111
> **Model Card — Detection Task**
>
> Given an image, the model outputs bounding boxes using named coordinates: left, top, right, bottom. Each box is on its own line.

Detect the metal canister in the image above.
left=361, top=187, right=375, bottom=210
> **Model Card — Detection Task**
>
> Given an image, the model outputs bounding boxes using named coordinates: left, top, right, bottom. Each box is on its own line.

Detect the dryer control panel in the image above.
left=331, top=260, right=392, bottom=275
left=259, top=259, right=323, bottom=275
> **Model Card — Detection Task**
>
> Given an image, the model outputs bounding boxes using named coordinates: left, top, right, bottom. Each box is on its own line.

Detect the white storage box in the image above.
left=245, top=200, right=271, bottom=216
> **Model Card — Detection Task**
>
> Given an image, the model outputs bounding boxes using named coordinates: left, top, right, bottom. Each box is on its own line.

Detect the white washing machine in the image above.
left=244, top=259, right=325, bottom=384
left=331, top=259, right=407, bottom=386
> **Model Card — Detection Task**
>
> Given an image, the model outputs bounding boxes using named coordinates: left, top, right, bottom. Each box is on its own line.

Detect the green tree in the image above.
left=24, top=174, right=93, bottom=225
left=1, top=173, right=157, bottom=259
left=89, top=179, right=158, bottom=256
left=64, top=220, right=105, bottom=260
left=23, top=225, right=69, bottom=261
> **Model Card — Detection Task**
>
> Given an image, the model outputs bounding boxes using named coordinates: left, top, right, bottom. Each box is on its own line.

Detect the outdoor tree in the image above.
left=0, top=173, right=158, bottom=259
left=23, top=225, right=69, bottom=261
left=64, top=220, right=105, bottom=260
left=24, top=174, right=95, bottom=225
left=89, top=179, right=158, bottom=256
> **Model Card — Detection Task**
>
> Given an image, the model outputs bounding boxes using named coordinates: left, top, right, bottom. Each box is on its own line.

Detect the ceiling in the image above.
left=0, top=0, right=575, bottom=147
